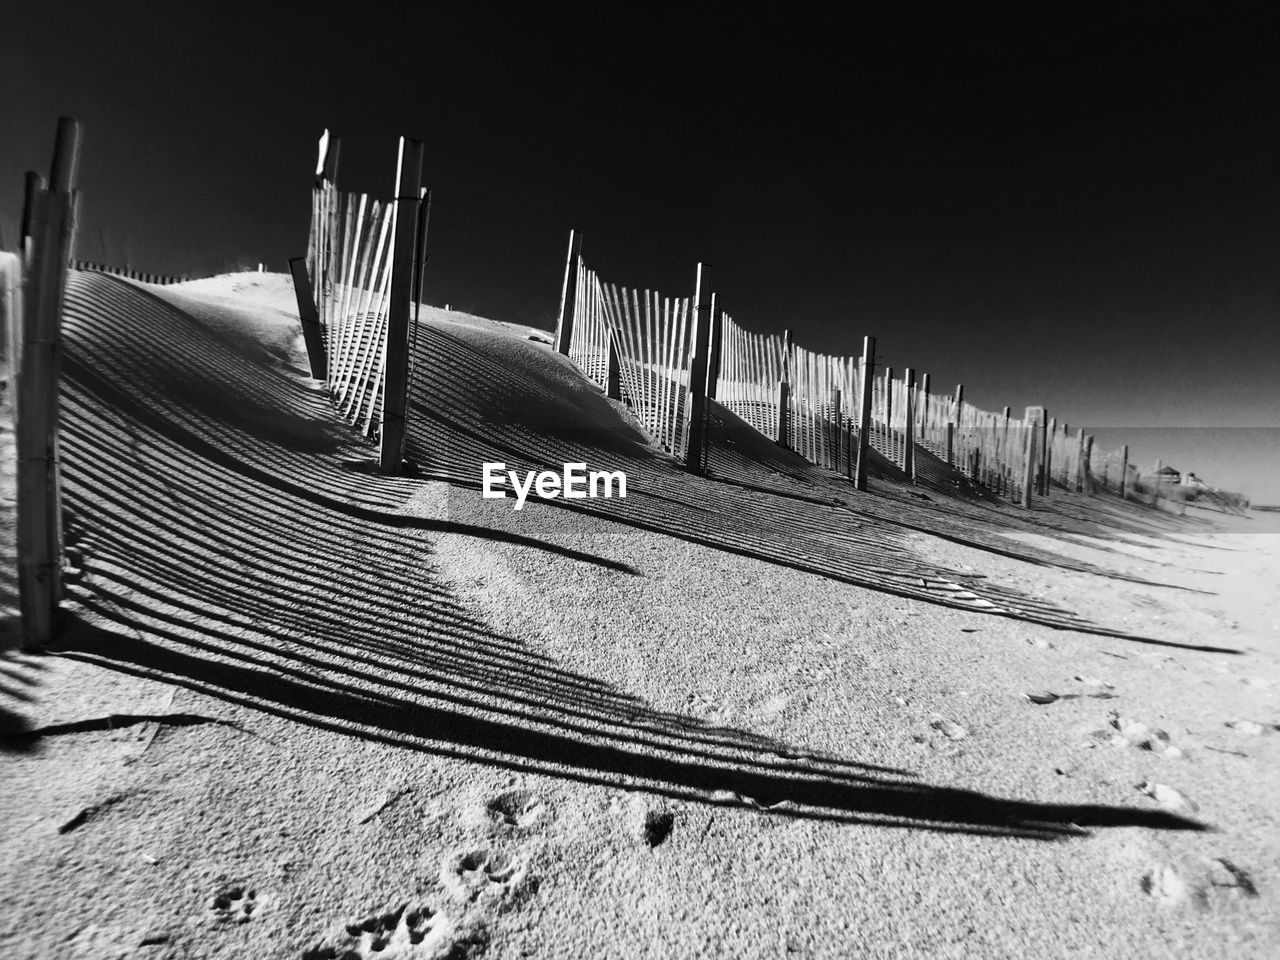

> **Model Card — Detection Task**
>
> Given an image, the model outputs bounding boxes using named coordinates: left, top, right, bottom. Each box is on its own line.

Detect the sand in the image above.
left=1, top=271, right=1277, bottom=959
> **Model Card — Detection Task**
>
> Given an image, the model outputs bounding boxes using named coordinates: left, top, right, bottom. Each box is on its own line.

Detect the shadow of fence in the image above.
left=20, top=270, right=1221, bottom=840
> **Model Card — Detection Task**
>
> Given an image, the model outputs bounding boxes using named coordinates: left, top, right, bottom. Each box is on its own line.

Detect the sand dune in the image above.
left=1, top=271, right=1277, bottom=958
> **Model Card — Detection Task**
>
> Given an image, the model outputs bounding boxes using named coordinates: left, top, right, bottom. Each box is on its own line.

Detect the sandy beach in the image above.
left=2, top=271, right=1278, bottom=959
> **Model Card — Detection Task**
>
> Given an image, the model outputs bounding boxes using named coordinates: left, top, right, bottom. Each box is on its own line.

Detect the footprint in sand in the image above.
left=207, top=884, right=259, bottom=925
left=484, top=789, right=547, bottom=834
left=440, top=847, right=533, bottom=906
left=1090, top=712, right=1185, bottom=758
left=1141, top=865, right=1192, bottom=907
left=302, top=901, right=474, bottom=959
left=1140, top=858, right=1261, bottom=910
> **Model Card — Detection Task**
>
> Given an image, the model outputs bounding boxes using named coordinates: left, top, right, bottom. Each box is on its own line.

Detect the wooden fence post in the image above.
left=1074, top=427, right=1087, bottom=492
left=1082, top=434, right=1095, bottom=495
left=1037, top=410, right=1050, bottom=495
left=884, top=366, right=894, bottom=463
left=1119, top=444, right=1129, bottom=499
left=316, top=133, right=341, bottom=329
left=321, top=134, right=342, bottom=184
left=1001, top=406, right=1011, bottom=496
left=854, top=335, right=875, bottom=491
left=287, top=257, right=327, bottom=379
left=412, top=186, right=431, bottom=339
left=1021, top=405, right=1041, bottom=508
left=903, top=368, right=916, bottom=479
left=683, top=264, right=713, bottom=474
left=606, top=331, right=621, bottom=400
left=1044, top=416, right=1056, bottom=494
left=775, top=380, right=789, bottom=447
left=554, top=230, right=582, bottom=356
left=705, top=304, right=723, bottom=401
left=846, top=418, right=856, bottom=479
left=776, top=327, right=793, bottom=447
left=947, top=383, right=962, bottom=467
left=17, top=117, right=80, bottom=648
left=2, top=255, right=19, bottom=404
left=21, top=171, right=46, bottom=251
left=378, top=136, right=424, bottom=475
left=831, top=388, right=843, bottom=473
left=919, top=372, right=931, bottom=456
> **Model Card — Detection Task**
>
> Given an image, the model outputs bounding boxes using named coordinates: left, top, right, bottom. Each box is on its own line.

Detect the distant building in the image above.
left=1151, top=464, right=1181, bottom=484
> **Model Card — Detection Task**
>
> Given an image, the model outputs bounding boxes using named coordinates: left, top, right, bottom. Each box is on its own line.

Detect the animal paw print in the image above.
left=342, top=907, right=405, bottom=954
left=208, top=885, right=257, bottom=925
left=485, top=790, right=546, bottom=833
left=302, top=902, right=448, bottom=959
left=401, top=906, right=443, bottom=947
left=440, top=848, right=528, bottom=904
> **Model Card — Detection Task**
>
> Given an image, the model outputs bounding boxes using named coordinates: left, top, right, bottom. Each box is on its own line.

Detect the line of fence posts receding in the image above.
left=291, top=129, right=429, bottom=474
left=549, top=229, right=1185, bottom=511
left=67, top=262, right=191, bottom=285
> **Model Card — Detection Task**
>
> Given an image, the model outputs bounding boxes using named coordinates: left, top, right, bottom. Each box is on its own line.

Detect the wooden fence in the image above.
left=552, top=233, right=1133, bottom=508
left=559, top=254, right=698, bottom=459
left=1088, top=443, right=1131, bottom=497
left=304, top=179, right=393, bottom=436
left=298, top=132, right=427, bottom=472
left=68, top=261, right=191, bottom=285
left=716, top=315, right=786, bottom=441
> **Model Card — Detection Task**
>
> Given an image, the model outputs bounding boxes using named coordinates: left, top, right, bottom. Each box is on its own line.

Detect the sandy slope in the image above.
left=0, top=272, right=1277, bottom=959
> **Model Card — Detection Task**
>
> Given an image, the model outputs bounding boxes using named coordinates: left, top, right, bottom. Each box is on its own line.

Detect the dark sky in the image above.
left=4, top=4, right=1279, bottom=491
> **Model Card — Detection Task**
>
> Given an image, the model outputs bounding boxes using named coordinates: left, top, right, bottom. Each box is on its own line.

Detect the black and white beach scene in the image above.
left=2, top=6, right=1278, bottom=958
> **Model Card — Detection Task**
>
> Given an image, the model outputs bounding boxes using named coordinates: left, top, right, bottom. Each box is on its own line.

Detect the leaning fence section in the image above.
left=558, top=257, right=696, bottom=458
left=597, top=277, right=694, bottom=457
left=298, top=131, right=428, bottom=474
left=565, top=266, right=611, bottom=389
left=304, top=182, right=395, bottom=436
